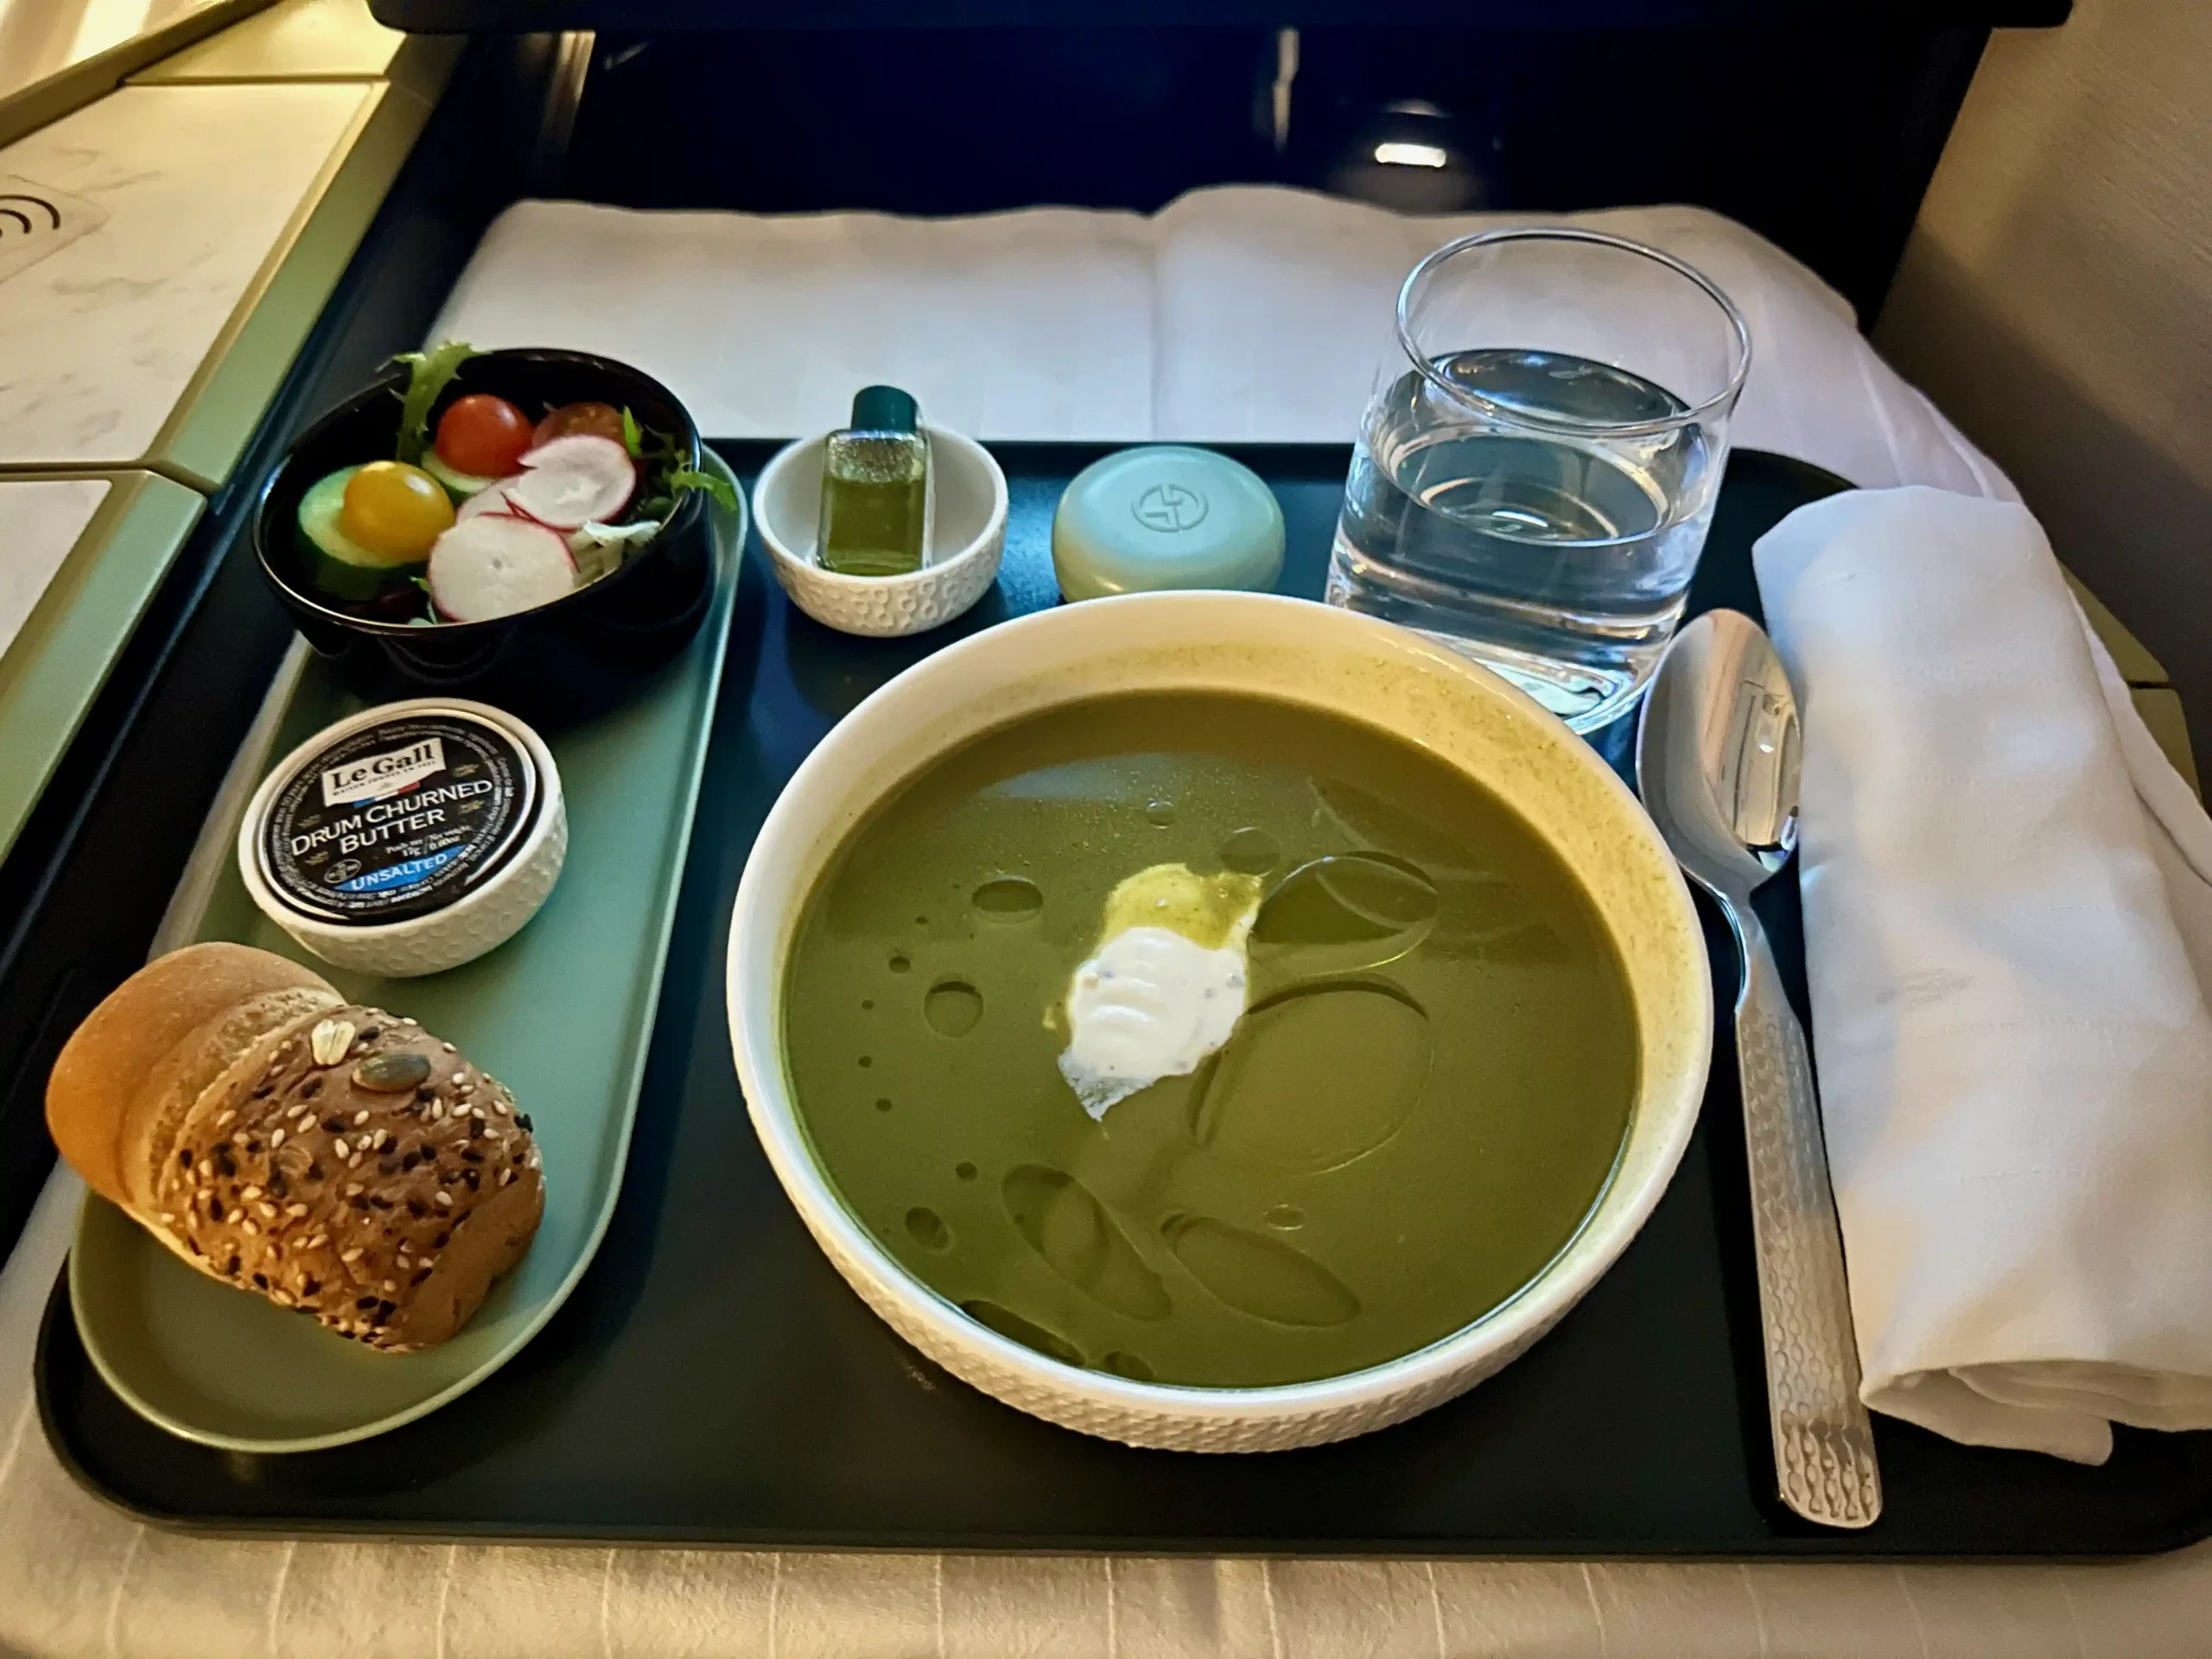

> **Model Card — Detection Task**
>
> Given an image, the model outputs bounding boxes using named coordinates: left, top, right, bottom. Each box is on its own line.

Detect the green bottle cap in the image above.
left=849, top=385, right=919, bottom=434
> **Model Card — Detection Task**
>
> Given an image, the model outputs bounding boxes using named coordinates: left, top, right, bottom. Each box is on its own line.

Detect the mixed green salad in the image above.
left=296, top=341, right=733, bottom=626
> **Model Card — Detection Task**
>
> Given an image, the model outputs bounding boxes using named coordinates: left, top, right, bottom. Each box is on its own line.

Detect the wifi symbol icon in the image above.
left=0, top=192, right=62, bottom=236
left=0, top=173, right=105, bottom=285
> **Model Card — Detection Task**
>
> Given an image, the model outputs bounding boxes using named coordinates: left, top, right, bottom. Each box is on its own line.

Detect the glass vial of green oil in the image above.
left=817, top=385, right=931, bottom=576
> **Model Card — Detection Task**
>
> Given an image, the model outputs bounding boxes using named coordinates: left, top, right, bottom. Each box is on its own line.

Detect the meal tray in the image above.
left=40, top=445, right=2212, bottom=1557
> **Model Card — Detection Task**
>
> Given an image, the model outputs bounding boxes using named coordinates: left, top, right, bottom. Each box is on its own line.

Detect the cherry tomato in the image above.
left=532, top=401, right=626, bottom=448
left=435, top=393, right=534, bottom=478
left=341, top=461, right=454, bottom=560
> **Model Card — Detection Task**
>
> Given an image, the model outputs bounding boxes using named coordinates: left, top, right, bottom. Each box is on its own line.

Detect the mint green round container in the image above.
left=1051, top=445, right=1286, bottom=601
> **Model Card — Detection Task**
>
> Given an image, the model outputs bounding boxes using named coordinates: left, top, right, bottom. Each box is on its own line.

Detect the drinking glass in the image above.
left=1326, top=227, right=1751, bottom=732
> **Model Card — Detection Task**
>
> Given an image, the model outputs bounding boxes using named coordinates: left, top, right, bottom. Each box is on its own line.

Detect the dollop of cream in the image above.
left=1058, top=863, right=1261, bottom=1120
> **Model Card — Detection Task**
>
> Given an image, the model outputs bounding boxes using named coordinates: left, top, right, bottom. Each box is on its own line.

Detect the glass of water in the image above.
left=1327, top=228, right=1751, bottom=731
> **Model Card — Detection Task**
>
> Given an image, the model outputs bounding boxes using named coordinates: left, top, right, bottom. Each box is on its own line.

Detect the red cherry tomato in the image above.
left=435, top=394, right=534, bottom=478
left=531, top=401, right=626, bottom=448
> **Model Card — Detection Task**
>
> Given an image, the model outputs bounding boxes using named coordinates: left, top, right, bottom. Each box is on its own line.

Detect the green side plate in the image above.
left=67, top=454, right=745, bottom=1454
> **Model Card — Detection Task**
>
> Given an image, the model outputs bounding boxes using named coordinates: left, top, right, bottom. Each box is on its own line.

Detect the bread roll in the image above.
left=48, top=943, right=341, bottom=1208
left=47, top=945, right=543, bottom=1351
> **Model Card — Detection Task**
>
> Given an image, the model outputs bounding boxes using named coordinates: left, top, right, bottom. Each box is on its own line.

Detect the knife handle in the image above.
left=1732, top=905, right=1883, bottom=1529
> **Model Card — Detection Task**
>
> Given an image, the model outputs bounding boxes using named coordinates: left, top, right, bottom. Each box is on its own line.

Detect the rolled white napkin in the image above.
left=1752, top=486, right=2212, bottom=1465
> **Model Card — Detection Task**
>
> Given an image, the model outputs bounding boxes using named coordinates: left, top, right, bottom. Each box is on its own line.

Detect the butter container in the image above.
left=238, top=699, right=566, bottom=977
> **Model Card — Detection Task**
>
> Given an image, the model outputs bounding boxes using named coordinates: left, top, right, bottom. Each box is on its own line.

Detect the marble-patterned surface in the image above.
left=0, top=474, right=105, bottom=658
left=0, top=79, right=370, bottom=467
left=132, top=0, right=404, bottom=84
left=0, top=0, right=229, bottom=106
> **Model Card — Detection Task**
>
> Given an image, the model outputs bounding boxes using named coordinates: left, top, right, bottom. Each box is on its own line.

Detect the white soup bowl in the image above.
left=728, top=592, right=1710, bottom=1452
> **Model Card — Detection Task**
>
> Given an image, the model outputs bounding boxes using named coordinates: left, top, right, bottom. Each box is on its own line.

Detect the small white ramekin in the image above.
left=753, top=425, right=1007, bottom=638
left=728, top=592, right=1712, bottom=1452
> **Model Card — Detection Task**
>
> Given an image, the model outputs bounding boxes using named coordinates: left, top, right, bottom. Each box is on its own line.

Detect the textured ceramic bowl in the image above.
left=754, top=426, right=1007, bottom=637
left=728, top=593, right=1711, bottom=1452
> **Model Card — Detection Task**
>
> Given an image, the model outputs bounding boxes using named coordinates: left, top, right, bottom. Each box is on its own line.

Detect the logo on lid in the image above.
left=1132, top=481, right=1209, bottom=534
left=321, top=737, right=446, bottom=805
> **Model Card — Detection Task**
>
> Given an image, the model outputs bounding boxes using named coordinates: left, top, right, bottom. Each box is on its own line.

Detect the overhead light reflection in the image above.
left=1373, top=141, right=1449, bottom=169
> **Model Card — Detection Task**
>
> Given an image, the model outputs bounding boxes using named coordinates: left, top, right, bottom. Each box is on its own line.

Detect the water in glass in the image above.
left=1329, top=347, right=1720, bottom=731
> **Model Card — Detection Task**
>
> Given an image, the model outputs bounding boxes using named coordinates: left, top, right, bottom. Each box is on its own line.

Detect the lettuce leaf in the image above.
left=666, top=466, right=738, bottom=513
left=387, top=340, right=480, bottom=466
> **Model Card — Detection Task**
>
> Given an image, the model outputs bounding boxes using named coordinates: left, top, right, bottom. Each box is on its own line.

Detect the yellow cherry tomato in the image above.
left=340, top=461, right=454, bottom=560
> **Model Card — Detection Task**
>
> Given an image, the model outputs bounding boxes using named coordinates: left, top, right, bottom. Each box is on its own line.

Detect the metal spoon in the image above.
left=1636, top=608, right=1882, bottom=1530
left=1249, top=851, right=1440, bottom=975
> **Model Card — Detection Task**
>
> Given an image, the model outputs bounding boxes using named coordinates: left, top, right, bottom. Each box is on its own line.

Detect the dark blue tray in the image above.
left=39, top=444, right=2212, bottom=1556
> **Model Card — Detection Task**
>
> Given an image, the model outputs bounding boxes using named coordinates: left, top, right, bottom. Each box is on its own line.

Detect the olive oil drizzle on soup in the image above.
left=784, top=692, right=1638, bottom=1387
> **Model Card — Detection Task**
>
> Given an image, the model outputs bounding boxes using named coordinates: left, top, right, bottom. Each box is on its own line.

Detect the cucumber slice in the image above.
left=423, top=450, right=499, bottom=500
left=296, top=467, right=425, bottom=602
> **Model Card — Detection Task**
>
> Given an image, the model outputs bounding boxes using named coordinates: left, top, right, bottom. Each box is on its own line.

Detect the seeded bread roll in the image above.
left=47, top=943, right=342, bottom=1208
left=121, top=985, right=347, bottom=1213
left=47, top=945, right=543, bottom=1351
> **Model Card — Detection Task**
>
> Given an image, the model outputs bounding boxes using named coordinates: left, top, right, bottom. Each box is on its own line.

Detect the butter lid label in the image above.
left=320, top=736, right=446, bottom=806
left=258, top=710, right=537, bottom=925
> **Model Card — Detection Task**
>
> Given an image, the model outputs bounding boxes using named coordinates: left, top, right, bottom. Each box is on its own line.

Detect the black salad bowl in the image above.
left=253, top=348, right=715, bottom=728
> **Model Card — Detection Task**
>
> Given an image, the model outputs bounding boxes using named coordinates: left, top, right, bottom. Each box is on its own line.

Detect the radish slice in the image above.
left=456, top=476, right=526, bottom=523
left=507, top=435, right=636, bottom=530
left=428, top=515, right=577, bottom=622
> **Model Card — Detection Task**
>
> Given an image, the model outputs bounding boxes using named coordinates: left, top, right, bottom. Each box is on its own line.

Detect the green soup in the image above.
left=783, top=691, right=1638, bottom=1387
